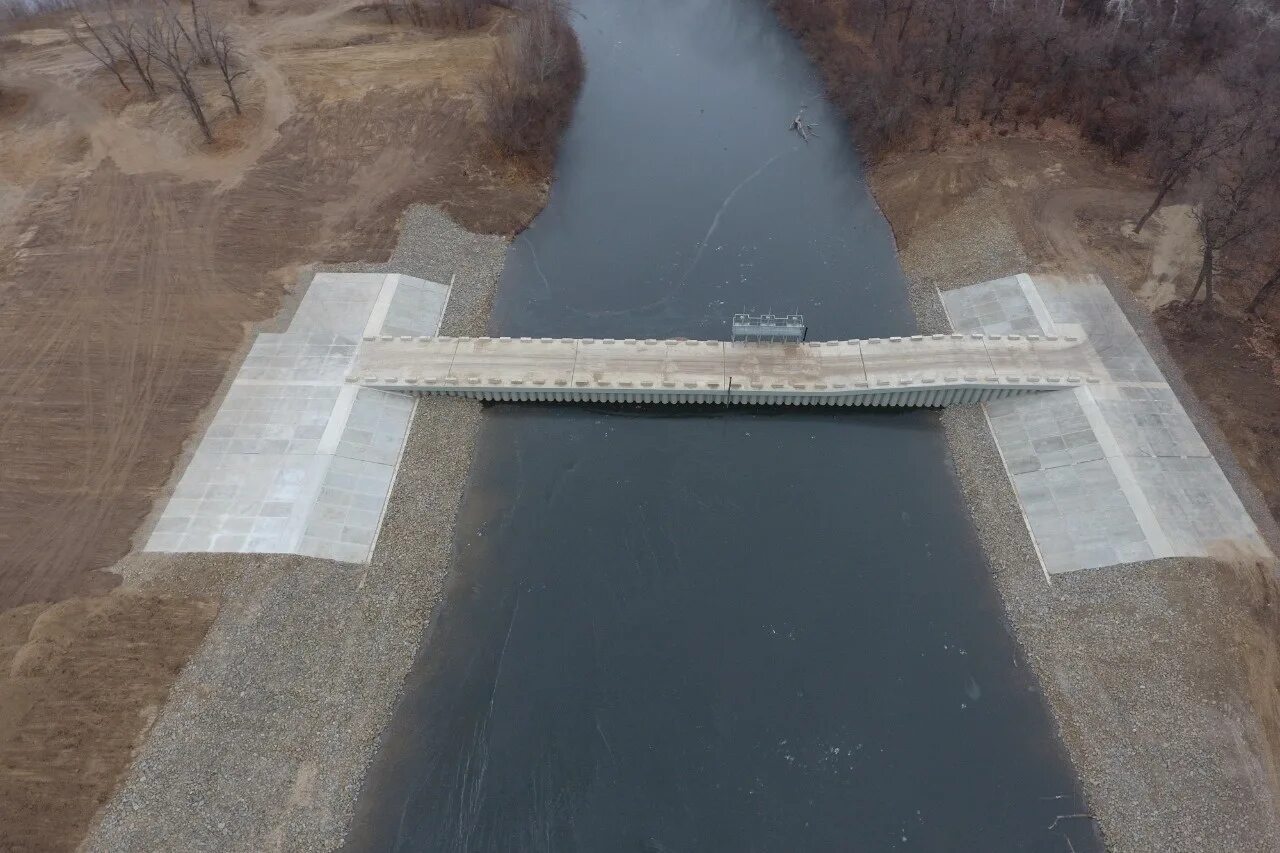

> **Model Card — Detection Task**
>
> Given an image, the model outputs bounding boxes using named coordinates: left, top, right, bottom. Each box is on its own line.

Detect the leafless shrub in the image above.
left=772, top=0, right=1280, bottom=166
left=401, top=0, right=486, bottom=31
left=208, top=15, right=245, bottom=114
left=481, top=0, right=582, bottom=162
left=1248, top=257, right=1280, bottom=316
left=1187, top=131, right=1280, bottom=309
left=103, top=3, right=156, bottom=94
left=141, top=7, right=212, bottom=141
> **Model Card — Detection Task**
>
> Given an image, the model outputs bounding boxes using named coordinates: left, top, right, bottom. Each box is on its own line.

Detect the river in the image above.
left=347, top=0, right=1099, bottom=849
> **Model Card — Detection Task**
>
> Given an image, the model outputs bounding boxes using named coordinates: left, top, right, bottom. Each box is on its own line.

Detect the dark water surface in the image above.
left=349, top=0, right=1099, bottom=849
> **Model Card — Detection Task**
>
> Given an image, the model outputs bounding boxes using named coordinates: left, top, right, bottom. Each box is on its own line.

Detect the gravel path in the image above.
left=894, top=193, right=1280, bottom=851
left=87, top=207, right=506, bottom=852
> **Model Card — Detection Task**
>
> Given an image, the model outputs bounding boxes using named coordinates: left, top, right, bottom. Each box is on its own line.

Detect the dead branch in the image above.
left=67, top=5, right=131, bottom=91
left=104, top=4, right=156, bottom=95
left=790, top=107, right=816, bottom=141
left=209, top=19, right=247, bottom=114
left=141, top=10, right=214, bottom=142
left=1047, top=813, right=1093, bottom=831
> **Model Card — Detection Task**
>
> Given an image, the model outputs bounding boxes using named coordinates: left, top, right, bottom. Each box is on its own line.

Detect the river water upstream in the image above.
left=349, top=0, right=1099, bottom=849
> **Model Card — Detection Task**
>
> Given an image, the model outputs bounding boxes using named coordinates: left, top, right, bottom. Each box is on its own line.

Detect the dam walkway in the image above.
left=349, top=332, right=1104, bottom=407
left=144, top=270, right=1273, bottom=575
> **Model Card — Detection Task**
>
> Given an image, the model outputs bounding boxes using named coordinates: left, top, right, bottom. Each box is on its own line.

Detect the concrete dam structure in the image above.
left=350, top=332, right=1104, bottom=407
left=144, top=271, right=1272, bottom=577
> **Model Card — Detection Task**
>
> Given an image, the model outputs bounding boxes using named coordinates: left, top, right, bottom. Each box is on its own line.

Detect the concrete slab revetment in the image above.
left=144, top=273, right=448, bottom=564
left=942, top=273, right=1273, bottom=575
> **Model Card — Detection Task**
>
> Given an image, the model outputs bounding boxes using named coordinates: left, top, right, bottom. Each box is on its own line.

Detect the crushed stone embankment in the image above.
left=888, top=184, right=1280, bottom=852
left=87, top=207, right=505, bottom=851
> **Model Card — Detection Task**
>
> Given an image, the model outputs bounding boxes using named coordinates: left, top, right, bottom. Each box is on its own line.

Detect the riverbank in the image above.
left=0, top=0, right=582, bottom=845
left=870, top=141, right=1280, bottom=849
left=86, top=207, right=505, bottom=850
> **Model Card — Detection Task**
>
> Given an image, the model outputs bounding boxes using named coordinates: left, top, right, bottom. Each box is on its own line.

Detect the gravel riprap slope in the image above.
left=87, top=207, right=504, bottom=852
left=895, top=192, right=1280, bottom=852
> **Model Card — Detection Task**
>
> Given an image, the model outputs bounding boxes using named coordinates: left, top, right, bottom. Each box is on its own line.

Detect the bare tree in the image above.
left=142, top=10, right=213, bottom=142
left=1187, top=140, right=1280, bottom=308
left=208, top=19, right=246, bottom=114
left=1243, top=202, right=1280, bottom=315
left=67, top=4, right=131, bottom=91
left=104, top=4, right=156, bottom=95
left=403, top=0, right=486, bottom=31
left=1248, top=264, right=1280, bottom=316
left=1134, top=78, right=1239, bottom=233
left=482, top=0, right=582, bottom=158
left=186, top=0, right=213, bottom=64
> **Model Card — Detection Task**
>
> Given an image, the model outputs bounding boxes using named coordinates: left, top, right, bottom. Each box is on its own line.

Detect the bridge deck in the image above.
left=349, top=333, right=1104, bottom=406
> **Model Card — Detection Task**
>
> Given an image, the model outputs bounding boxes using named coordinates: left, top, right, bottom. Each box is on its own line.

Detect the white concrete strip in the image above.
left=366, top=396, right=418, bottom=560
left=434, top=273, right=456, bottom=337
left=317, top=384, right=362, bottom=455
left=283, top=456, right=339, bottom=554
left=1074, top=385, right=1175, bottom=558
left=362, top=274, right=401, bottom=339
left=233, top=379, right=351, bottom=387
left=981, top=405, right=1055, bottom=584
left=1017, top=273, right=1059, bottom=335
left=146, top=273, right=447, bottom=565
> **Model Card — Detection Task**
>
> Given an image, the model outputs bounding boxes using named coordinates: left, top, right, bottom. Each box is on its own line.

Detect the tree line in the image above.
left=775, top=0, right=1280, bottom=314
left=66, top=0, right=247, bottom=143
left=371, top=0, right=583, bottom=165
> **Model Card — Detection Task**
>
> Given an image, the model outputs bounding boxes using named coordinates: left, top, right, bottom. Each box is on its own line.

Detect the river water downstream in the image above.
left=349, top=0, right=1099, bottom=849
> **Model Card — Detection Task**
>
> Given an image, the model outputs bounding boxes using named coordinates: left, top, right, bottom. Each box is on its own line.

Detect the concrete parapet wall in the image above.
left=363, top=381, right=1040, bottom=407
left=350, top=333, right=1100, bottom=408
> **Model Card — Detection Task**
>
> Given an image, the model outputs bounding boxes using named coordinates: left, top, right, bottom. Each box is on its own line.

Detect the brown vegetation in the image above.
left=772, top=0, right=1280, bottom=318
left=0, top=0, right=576, bottom=607
left=0, top=1, right=580, bottom=847
left=481, top=0, right=582, bottom=166
left=387, top=0, right=488, bottom=31
left=66, top=0, right=251, bottom=143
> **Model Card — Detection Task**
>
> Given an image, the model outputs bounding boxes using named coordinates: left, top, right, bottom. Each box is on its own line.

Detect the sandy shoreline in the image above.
left=87, top=207, right=507, bottom=851
left=879, top=169, right=1280, bottom=851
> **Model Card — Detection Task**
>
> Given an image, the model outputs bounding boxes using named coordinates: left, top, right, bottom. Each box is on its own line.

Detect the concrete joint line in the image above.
left=368, top=395, right=419, bottom=562
left=433, top=273, right=456, bottom=337
left=317, top=385, right=362, bottom=455
left=1074, top=385, right=1175, bottom=558
left=1017, top=273, right=1059, bottom=335
left=362, top=273, right=401, bottom=339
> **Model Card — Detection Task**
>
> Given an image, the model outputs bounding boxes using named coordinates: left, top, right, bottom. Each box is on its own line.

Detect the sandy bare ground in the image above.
left=0, top=2, right=556, bottom=849
left=0, top=1, right=547, bottom=609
